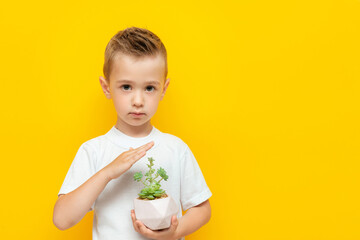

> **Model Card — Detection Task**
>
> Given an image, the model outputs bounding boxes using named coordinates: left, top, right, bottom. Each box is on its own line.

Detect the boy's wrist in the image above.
left=100, top=167, right=113, bottom=183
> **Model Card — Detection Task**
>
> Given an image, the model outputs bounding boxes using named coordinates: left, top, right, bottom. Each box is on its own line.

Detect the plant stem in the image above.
left=141, top=179, right=147, bottom=186
left=154, top=173, right=159, bottom=181
left=148, top=162, right=154, bottom=185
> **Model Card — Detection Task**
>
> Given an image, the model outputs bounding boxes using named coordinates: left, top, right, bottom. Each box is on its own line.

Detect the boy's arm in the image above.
left=53, top=169, right=111, bottom=230
left=53, top=141, right=154, bottom=230
left=174, top=199, right=211, bottom=239
left=131, top=199, right=211, bottom=240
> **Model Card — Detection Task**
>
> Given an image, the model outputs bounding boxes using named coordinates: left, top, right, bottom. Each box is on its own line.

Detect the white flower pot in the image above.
left=133, top=195, right=179, bottom=230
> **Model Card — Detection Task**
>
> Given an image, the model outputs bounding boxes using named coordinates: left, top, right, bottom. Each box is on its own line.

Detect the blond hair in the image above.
left=103, top=27, right=168, bottom=81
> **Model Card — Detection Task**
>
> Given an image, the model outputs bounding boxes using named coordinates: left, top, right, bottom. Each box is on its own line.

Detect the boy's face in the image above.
left=99, top=53, right=170, bottom=132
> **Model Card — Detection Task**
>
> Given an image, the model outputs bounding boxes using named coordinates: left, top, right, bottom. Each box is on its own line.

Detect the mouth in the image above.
left=129, top=112, right=146, bottom=117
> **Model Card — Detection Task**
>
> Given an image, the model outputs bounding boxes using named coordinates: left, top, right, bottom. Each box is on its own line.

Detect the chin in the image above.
left=127, top=119, right=150, bottom=126
left=130, top=122, right=148, bottom=127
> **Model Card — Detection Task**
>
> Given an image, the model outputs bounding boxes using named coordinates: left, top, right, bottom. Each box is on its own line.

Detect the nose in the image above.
left=132, top=90, right=144, bottom=107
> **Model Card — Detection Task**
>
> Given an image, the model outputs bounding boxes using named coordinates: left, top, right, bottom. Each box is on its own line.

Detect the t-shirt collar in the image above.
left=105, top=125, right=160, bottom=149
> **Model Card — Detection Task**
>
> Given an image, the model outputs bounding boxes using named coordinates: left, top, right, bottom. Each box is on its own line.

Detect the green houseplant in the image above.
left=133, top=157, right=168, bottom=200
left=133, top=157, right=178, bottom=230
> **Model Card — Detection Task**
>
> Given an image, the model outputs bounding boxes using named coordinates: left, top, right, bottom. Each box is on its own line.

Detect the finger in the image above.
left=168, top=215, right=179, bottom=232
left=128, top=142, right=153, bottom=158
left=119, top=150, right=146, bottom=169
left=125, top=147, right=134, bottom=154
left=123, top=144, right=147, bottom=157
left=136, top=141, right=155, bottom=151
left=123, top=142, right=154, bottom=163
left=129, top=149, right=147, bottom=163
left=171, top=215, right=179, bottom=227
left=131, top=210, right=140, bottom=232
left=136, top=221, right=155, bottom=238
left=125, top=142, right=153, bottom=156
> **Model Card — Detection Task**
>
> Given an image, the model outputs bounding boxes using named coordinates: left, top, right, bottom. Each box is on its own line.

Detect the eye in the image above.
left=121, top=85, right=131, bottom=91
left=146, top=86, right=156, bottom=92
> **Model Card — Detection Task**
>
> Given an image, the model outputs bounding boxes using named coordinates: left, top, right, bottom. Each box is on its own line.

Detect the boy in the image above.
left=53, top=27, right=212, bottom=240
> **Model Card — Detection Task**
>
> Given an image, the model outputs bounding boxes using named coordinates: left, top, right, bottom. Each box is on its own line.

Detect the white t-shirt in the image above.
left=58, top=125, right=212, bottom=240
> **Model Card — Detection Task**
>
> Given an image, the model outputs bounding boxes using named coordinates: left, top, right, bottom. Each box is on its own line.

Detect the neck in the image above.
left=115, top=119, right=153, bottom=138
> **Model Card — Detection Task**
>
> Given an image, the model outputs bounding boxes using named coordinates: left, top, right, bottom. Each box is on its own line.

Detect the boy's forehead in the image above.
left=110, top=53, right=166, bottom=81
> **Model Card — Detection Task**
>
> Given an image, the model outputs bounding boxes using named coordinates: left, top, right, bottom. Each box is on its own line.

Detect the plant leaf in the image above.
left=157, top=167, right=168, bottom=181
left=133, top=172, right=143, bottom=181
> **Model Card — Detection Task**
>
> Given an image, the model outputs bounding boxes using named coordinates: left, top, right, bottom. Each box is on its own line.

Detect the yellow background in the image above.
left=0, top=0, right=359, bottom=239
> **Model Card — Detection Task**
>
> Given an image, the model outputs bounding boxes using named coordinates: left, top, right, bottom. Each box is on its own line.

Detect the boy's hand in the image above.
left=131, top=209, right=179, bottom=240
left=103, top=141, right=154, bottom=180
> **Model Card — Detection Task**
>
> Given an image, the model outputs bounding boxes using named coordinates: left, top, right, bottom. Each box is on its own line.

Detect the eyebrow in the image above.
left=116, top=80, right=160, bottom=86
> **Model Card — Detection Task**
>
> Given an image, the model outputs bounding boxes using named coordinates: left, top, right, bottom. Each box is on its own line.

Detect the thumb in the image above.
left=171, top=215, right=178, bottom=227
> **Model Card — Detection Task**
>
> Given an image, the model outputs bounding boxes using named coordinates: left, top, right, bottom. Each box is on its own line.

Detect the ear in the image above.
left=99, top=76, right=112, bottom=99
left=160, top=78, right=170, bottom=101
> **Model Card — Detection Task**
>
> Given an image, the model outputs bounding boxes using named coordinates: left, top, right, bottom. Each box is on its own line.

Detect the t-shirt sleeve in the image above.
left=58, top=142, right=97, bottom=211
left=180, top=145, right=212, bottom=211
